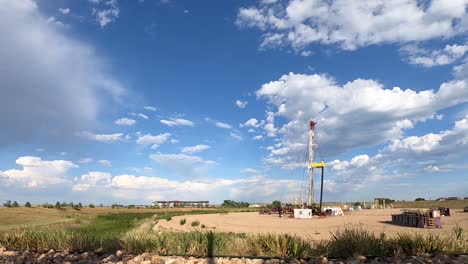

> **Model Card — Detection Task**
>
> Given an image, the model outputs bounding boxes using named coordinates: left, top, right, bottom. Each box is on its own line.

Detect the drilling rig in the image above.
left=307, top=120, right=316, bottom=207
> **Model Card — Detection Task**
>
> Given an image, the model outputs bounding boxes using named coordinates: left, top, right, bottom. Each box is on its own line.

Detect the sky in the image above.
left=1, top=0, right=468, bottom=205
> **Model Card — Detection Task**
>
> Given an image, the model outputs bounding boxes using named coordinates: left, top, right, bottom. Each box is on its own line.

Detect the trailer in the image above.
left=293, top=208, right=313, bottom=219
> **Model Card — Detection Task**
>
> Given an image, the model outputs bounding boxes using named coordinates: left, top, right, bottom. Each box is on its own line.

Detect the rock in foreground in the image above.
left=0, top=250, right=466, bottom=264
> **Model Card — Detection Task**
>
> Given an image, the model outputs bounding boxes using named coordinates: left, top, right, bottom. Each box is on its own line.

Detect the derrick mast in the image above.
left=307, top=120, right=316, bottom=206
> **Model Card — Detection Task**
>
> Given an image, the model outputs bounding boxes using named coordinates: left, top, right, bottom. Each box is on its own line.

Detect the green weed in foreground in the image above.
left=315, top=227, right=468, bottom=258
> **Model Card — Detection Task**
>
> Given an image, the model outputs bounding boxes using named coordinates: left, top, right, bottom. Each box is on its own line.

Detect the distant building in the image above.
left=152, top=200, right=209, bottom=208
left=436, top=197, right=447, bottom=201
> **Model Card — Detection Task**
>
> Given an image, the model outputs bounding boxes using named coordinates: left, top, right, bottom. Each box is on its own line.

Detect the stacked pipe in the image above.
left=391, top=209, right=442, bottom=228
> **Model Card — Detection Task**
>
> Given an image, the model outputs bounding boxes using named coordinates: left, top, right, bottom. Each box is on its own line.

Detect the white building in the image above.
left=152, top=200, right=209, bottom=208
left=293, top=208, right=313, bottom=219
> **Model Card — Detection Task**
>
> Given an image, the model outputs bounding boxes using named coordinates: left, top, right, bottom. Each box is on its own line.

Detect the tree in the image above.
left=78, top=202, right=83, bottom=209
left=25, top=201, right=31, bottom=207
left=55, top=201, right=61, bottom=209
left=272, top=200, right=282, bottom=209
left=99, top=203, right=103, bottom=207
left=415, top=198, right=425, bottom=201
left=12, top=201, right=19, bottom=207
left=221, top=200, right=236, bottom=208
left=3, top=200, right=12, bottom=207
left=239, top=202, right=250, bottom=208
left=88, top=204, right=95, bottom=208
left=221, top=200, right=250, bottom=208
left=272, top=200, right=282, bottom=217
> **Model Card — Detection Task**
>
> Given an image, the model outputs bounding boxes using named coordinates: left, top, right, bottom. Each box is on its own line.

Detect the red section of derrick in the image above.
left=309, top=120, right=316, bottom=129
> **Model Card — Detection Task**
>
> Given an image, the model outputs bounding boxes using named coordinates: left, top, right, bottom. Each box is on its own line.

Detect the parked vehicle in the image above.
left=438, top=207, right=450, bottom=216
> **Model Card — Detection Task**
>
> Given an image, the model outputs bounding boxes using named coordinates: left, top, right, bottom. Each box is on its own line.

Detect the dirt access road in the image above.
left=157, top=209, right=468, bottom=240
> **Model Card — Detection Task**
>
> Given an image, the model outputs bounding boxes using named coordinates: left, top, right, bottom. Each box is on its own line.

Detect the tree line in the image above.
left=2, top=200, right=102, bottom=209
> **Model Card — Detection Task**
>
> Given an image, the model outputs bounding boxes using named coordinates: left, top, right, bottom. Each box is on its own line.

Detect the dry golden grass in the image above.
left=0, top=207, right=75, bottom=231
left=0, top=207, right=221, bottom=231
left=394, top=199, right=468, bottom=209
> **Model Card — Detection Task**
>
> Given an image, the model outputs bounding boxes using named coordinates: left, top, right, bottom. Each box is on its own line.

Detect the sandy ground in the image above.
left=156, top=209, right=468, bottom=240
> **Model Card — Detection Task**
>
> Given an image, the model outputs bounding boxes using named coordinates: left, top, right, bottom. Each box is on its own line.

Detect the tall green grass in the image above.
left=0, top=213, right=154, bottom=252
left=1, top=225, right=466, bottom=258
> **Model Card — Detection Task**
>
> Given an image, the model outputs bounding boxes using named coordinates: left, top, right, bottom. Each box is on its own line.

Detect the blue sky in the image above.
left=1, top=0, right=468, bottom=205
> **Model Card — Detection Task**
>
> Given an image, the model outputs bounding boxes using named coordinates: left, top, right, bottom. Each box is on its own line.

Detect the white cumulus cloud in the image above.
left=160, top=118, right=194, bottom=127
left=215, top=122, right=232, bottom=129
left=402, top=43, right=468, bottom=67
left=59, top=8, right=70, bottom=15
left=236, top=100, right=248, bottom=108
left=97, top=160, right=112, bottom=167
left=0, top=156, right=77, bottom=188
left=79, top=131, right=125, bottom=143
left=73, top=172, right=301, bottom=204
left=73, top=171, right=112, bottom=191
left=243, top=118, right=262, bottom=128
left=237, top=0, right=468, bottom=51
left=256, top=72, right=468, bottom=163
left=136, top=133, right=171, bottom=149
left=181, top=144, right=211, bottom=154
left=92, top=0, right=119, bottom=28
left=114, top=117, right=136, bottom=126
left=144, top=106, right=157, bottom=111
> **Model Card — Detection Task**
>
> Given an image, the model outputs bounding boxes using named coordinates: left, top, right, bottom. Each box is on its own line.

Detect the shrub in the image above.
left=201, top=224, right=206, bottom=229
left=180, top=218, right=186, bottom=225
left=12, top=201, right=19, bottom=207
left=24, top=202, right=31, bottom=207
left=166, top=216, right=172, bottom=221
left=89, top=204, right=95, bottom=208
left=55, top=202, right=61, bottom=209
left=191, top=220, right=200, bottom=227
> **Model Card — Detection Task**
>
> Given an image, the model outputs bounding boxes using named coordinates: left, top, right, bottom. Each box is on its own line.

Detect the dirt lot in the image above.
left=157, top=209, right=468, bottom=240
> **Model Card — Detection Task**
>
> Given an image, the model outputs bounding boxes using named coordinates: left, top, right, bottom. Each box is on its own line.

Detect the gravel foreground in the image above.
left=1, top=248, right=467, bottom=264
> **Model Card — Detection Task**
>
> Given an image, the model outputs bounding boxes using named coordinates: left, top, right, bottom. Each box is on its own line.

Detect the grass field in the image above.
left=393, top=199, right=468, bottom=210
left=0, top=207, right=259, bottom=232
